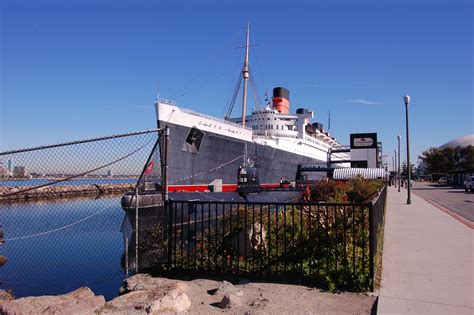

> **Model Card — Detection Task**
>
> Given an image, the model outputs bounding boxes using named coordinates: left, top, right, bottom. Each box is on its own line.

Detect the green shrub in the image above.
left=345, top=175, right=381, bottom=203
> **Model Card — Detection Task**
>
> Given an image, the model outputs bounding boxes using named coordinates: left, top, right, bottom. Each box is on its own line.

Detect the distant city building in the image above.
left=0, top=162, right=7, bottom=178
left=13, top=166, right=28, bottom=178
left=439, top=134, right=474, bottom=149
left=7, top=159, right=13, bottom=172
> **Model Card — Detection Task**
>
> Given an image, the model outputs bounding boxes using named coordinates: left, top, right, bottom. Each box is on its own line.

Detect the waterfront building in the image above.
left=13, top=166, right=28, bottom=178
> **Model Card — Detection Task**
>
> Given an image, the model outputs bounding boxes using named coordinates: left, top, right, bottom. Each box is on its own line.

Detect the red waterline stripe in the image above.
left=413, top=191, right=474, bottom=229
left=168, top=183, right=283, bottom=193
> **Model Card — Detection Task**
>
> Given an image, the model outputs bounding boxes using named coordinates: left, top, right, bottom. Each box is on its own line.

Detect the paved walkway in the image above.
left=377, top=186, right=473, bottom=314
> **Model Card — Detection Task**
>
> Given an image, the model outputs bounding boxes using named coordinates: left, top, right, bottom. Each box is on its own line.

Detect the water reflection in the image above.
left=0, top=195, right=126, bottom=300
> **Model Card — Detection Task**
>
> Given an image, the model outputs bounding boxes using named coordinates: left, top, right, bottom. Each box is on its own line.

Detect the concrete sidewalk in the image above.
left=377, top=186, right=473, bottom=314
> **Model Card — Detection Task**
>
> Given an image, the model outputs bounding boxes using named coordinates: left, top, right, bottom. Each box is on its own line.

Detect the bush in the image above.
left=306, top=176, right=384, bottom=204
left=345, top=175, right=383, bottom=203
left=309, top=180, right=347, bottom=203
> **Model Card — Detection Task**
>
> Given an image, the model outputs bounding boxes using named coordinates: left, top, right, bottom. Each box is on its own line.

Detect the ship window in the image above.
left=182, top=127, right=204, bottom=154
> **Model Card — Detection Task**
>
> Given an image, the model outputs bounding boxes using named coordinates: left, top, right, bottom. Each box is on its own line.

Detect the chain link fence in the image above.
left=0, top=129, right=162, bottom=300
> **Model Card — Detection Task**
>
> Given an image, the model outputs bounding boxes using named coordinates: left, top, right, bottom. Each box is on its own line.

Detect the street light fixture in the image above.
left=397, top=135, right=401, bottom=192
left=403, top=95, right=411, bottom=204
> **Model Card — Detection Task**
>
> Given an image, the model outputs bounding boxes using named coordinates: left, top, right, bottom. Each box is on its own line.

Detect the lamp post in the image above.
left=397, top=135, right=401, bottom=192
left=404, top=95, right=411, bottom=204
left=393, top=149, right=396, bottom=180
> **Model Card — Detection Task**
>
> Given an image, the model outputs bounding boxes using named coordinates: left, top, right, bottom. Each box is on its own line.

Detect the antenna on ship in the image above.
left=155, top=82, right=160, bottom=102
left=328, top=110, right=331, bottom=134
left=242, top=23, right=250, bottom=166
left=241, top=22, right=250, bottom=128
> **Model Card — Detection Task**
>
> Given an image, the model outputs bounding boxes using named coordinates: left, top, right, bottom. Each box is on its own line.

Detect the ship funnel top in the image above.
left=272, top=87, right=290, bottom=114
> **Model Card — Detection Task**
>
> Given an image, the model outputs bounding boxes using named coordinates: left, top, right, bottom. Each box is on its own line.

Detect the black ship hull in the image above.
left=161, top=122, right=327, bottom=185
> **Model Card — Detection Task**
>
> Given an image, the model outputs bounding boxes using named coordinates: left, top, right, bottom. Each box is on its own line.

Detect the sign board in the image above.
left=350, top=133, right=377, bottom=149
left=350, top=133, right=379, bottom=168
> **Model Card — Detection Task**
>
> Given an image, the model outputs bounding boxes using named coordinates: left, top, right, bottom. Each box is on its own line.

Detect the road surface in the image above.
left=407, top=181, right=474, bottom=222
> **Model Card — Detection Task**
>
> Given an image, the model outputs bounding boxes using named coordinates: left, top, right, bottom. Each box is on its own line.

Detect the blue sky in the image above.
left=1, top=0, right=472, bottom=168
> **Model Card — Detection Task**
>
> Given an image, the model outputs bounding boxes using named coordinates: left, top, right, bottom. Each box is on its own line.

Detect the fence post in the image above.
left=164, top=126, right=169, bottom=202
left=368, top=202, right=375, bottom=291
left=167, top=199, right=173, bottom=268
left=125, top=235, right=129, bottom=276
left=135, top=190, right=139, bottom=274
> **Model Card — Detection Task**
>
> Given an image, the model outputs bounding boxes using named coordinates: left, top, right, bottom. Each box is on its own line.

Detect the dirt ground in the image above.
left=158, top=277, right=377, bottom=314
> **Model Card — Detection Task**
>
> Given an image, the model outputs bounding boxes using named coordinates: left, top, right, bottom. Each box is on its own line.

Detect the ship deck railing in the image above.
left=183, top=108, right=253, bottom=131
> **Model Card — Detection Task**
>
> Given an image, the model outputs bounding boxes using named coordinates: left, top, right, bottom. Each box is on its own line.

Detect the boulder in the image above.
left=146, top=288, right=191, bottom=314
left=229, top=222, right=267, bottom=257
left=0, top=290, right=14, bottom=301
left=218, top=293, right=243, bottom=309
left=0, top=287, right=105, bottom=315
left=0, top=255, right=7, bottom=266
left=103, top=282, right=190, bottom=314
left=119, top=274, right=163, bottom=294
left=210, top=280, right=243, bottom=297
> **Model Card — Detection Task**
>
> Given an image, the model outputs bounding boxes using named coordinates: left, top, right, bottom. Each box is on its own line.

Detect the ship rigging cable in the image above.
left=171, top=71, right=232, bottom=101
left=169, top=154, right=245, bottom=184
left=168, top=74, right=201, bottom=100
left=224, top=71, right=242, bottom=119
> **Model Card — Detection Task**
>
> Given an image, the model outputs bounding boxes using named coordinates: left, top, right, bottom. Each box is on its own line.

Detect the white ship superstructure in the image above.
left=156, top=99, right=347, bottom=163
left=155, top=25, right=349, bottom=186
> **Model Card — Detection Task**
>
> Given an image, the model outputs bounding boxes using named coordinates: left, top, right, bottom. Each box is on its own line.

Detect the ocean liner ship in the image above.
left=155, top=26, right=349, bottom=188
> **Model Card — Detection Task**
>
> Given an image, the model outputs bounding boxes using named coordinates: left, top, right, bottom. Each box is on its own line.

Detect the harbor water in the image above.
left=0, top=195, right=127, bottom=301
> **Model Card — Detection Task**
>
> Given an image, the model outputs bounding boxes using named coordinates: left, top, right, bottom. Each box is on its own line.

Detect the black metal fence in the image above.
left=141, top=185, right=387, bottom=291
left=369, top=183, right=387, bottom=289
left=0, top=130, right=162, bottom=299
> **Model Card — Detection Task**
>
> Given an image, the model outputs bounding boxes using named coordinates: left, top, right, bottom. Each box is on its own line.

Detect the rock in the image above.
left=218, top=281, right=243, bottom=297
left=119, top=274, right=162, bottom=294
left=249, top=296, right=270, bottom=308
left=146, top=289, right=191, bottom=313
left=230, top=222, right=267, bottom=257
left=0, top=255, right=7, bottom=266
left=209, top=281, right=243, bottom=297
left=218, top=293, right=243, bottom=309
left=0, top=290, right=14, bottom=301
left=103, top=282, right=190, bottom=314
left=0, top=287, right=105, bottom=315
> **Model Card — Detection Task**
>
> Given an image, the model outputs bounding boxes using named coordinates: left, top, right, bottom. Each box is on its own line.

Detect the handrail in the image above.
left=176, top=104, right=252, bottom=131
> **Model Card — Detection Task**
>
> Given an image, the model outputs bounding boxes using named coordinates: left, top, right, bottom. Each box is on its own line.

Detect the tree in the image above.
left=457, top=145, right=474, bottom=170
left=418, top=145, right=474, bottom=174
left=418, top=147, right=454, bottom=174
left=401, top=162, right=416, bottom=178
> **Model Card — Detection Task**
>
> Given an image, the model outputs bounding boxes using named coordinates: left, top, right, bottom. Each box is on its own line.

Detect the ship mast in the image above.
left=241, top=23, right=250, bottom=128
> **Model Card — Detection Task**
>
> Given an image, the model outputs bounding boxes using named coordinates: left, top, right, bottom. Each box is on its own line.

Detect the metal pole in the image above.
left=164, top=126, right=169, bottom=202
left=393, top=150, right=396, bottom=186
left=125, top=235, right=129, bottom=276
left=368, top=203, right=375, bottom=291
left=405, top=104, right=411, bottom=204
left=135, top=190, right=139, bottom=273
left=241, top=23, right=250, bottom=128
left=397, top=135, right=401, bottom=192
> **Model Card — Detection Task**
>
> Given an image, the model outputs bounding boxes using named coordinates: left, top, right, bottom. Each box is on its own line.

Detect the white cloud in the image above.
left=348, top=99, right=383, bottom=105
